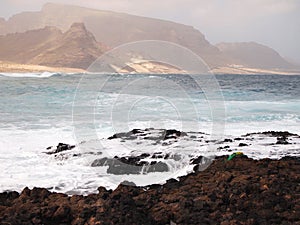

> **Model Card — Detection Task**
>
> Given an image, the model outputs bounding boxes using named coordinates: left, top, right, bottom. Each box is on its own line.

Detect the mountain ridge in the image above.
left=0, top=3, right=229, bottom=68
left=0, top=3, right=298, bottom=72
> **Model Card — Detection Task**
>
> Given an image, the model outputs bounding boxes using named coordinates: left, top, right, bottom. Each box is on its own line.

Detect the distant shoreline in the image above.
left=0, top=61, right=85, bottom=74
left=0, top=61, right=299, bottom=75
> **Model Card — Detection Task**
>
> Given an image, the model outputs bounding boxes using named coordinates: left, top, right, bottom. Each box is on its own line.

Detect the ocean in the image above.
left=0, top=73, right=299, bottom=194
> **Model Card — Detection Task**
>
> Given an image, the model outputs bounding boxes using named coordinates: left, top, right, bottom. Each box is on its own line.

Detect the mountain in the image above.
left=0, top=3, right=228, bottom=68
left=216, top=42, right=294, bottom=69
left=0, top=23, right=107, bottom=69
left=0, top=3, right=298, bottom=72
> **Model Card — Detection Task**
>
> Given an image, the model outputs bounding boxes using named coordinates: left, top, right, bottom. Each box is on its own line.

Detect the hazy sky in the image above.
left=1, top=0, right=300, bottom=63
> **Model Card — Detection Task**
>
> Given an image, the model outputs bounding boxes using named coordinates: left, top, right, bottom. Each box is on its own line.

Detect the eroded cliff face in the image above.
left=216, top=42, right=294, bottom=69
left=29, top=22, right=108, bottom=69
left=0, top=3, right=228, bottom=68
left=0, top=23, right=107, bottom=69
left=0, top=155, right=299, bottom=225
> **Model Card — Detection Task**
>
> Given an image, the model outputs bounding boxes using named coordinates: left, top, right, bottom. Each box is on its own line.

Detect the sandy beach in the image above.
left=0, top=61, right=85, bottom=74
left=1, top=61, right=299, bottom=75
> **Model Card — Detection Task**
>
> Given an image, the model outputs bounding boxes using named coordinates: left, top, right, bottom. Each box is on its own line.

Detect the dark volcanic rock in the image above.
left=46, top=143, right=75, bottom=155
left=120, top=180, right=136, bottom=186
left=108, top=128, right=187, bottom=142
left=1, top=156, right=299, bottom=225
left=91, top=156, right=169, bottom=175
left=234, top=137, right=244, bottom=141
left=190, top=156, right=204, bottom=164
left=163, top=129, right=187, bottom=140
left=108, top=129, right=145, bottom=140
left=106, top=159, right=146, bottom=175
left=276, top=136, right=290, bottom=145
left=238, top=143, right=249, bottom=147
left=245, top=131, right=299, bottom=137
left=243, top=131, right=299, bottom=146
left=223, top=138, right=233, bottom=143
left=147, top=161, right=169, bottom=173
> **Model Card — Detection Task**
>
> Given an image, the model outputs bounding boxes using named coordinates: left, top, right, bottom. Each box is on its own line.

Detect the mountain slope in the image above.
left=0, top=26, right=63, bottom=64
left=216, top=42, right=294, bottom=69
left=0, top=3, right=228, bottom=68
left=0, top=3, right=297, bottom=71
left=0, top=23, right=107, bottom=69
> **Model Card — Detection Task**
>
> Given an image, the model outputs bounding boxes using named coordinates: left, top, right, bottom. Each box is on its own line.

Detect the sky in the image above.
left=1, top=0, right=300, bottom=63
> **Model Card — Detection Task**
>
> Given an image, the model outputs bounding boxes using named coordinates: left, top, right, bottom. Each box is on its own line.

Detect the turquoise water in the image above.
left=0, top=73, right=299, bottom=132
left=0, top=72, right=299, bottom=194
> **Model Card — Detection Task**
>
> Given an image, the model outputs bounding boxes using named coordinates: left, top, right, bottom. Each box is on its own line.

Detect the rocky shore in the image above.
left=0, top=155, right=299, bottom=225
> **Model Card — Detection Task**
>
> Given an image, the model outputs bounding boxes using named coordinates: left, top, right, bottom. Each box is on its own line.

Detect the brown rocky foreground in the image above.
left=0, top=155, right=299, bottom=225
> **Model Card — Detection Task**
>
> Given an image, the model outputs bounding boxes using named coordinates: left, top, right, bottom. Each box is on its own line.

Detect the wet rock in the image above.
left=217, top=145, right=230, bottom=150
left=91, top=156, right=169, bottom=175
left=245, top=131, right=299, bottom=137
left=107, top=160, right=146, bottom=175
left=108, top=132, right=137, bottom=140
left=238, top=143, right=248, bottom=147
left=1, top=156, right=299, bottom=225
left=91, top=153, right=150, bottom=167
left=108, top=128, right=187, bottom=142
left=120, top=181, right=136, bottom=186
left=163, top=129, right=187, bottom=140
left=151, top=152, right=164, bottom=159
left=108, top=129, right=144, bottom=140
left=191, top=156, right=204, bottom=164
left=91, top=157, right=111, bottom=167
left=147, top=162, right=169, bottom=173
left=169, top=154, right=181, bottom=161
left=276, top=136, right=290, bottom=145
left=46, top=143, right=75, bottom=155
left=234, top=137, right=244, bottom=141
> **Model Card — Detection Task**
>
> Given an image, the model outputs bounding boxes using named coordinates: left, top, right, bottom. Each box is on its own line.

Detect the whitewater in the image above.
left=0, top=73, right=299, bottom=194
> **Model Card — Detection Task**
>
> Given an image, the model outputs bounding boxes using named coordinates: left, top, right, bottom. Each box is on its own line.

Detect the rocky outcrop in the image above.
left=0, top=155, right=299, bottom=224
left=46, top=143, right=75, bottom=155
left=244, top=131, right=299, bottom=145
left=108, top=128, right=187, bottom=141
left=244, top=131, right=299, bottom=137
left=30, top=23, right=108, bottom=69
left=91, top=156, right=169, bottom=175
left=45, top=129, right=300, bottom=175
left=0, top=22, right=107, bottom=69
left=89, top=129, right=189, bottom=174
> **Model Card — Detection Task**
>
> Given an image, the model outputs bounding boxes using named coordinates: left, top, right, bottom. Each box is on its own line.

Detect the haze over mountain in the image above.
left=216, top=42, right=293, bottom=69
left=0, top=3, right=230, bottom=68
left=0, top=3, right=297, bottom=73
left=0, top=22, right=107, bottom=69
